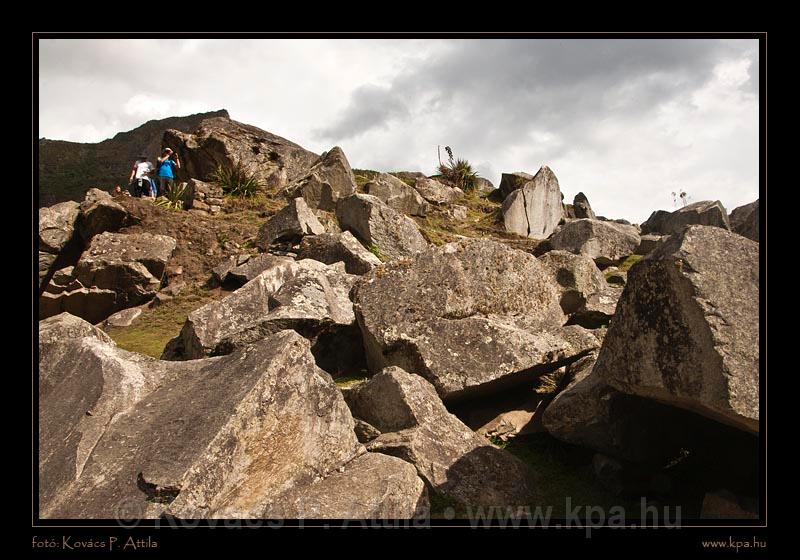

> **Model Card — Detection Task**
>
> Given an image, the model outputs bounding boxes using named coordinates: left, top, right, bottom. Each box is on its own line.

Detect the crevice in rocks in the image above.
left=521, top=187, right=532, bottom=237
left=136, top=472, right=181, bottom=504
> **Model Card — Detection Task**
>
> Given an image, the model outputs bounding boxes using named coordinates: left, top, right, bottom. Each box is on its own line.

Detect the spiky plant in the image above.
left=211, top=160, right=262, bottom=198
left=437, top=146, right=479, bottom=191
left=154, top=182, right=187, bottom=211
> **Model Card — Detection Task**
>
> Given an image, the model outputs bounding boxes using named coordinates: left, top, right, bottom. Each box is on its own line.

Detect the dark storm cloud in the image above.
left=317, top=84, right=410, bottom=140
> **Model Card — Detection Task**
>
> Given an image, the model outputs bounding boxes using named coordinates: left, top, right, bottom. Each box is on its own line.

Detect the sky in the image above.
left=38, top=38, right=759, bottom=223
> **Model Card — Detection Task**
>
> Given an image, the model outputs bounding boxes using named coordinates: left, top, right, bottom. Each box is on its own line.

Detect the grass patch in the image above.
left=618, top=254, right=643, bottom=272
left=334, top=372, right=370, bottom=388
left=105, top=285, right=220, bottom=358
left=352, top=168, right=379, bottom=189
left=414, top=190, right=510, bottom=246
left=368, top=243, right=386, bottom=262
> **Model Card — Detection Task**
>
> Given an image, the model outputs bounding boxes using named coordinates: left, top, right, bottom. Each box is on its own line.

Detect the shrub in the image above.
left=211, top=160, right=262, bottom=198
left=437, top=146, right=479, bottom=191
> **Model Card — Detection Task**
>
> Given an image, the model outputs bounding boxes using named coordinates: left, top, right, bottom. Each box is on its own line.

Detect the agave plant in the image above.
left=154, top=182, right=187, bottom=211
left=211, top=160, right=262, bottom=198
left=437, top=146, right=479, bottom=191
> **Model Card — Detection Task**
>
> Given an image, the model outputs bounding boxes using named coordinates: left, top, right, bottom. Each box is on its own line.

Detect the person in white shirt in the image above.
left=128, top=157, right=156, bottom=198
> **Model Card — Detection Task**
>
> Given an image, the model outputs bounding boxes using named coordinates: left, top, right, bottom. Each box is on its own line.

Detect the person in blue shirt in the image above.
left=156, top=148, right=181, bottom=196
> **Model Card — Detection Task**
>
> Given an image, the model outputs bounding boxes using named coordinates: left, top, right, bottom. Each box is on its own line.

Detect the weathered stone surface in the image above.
left=641, top=200, right=731, bottom=235
left=40, top=287, right=118, bottom=325
left=72, top=232, right=177, bottom=313
left=473, top=177, right=495, bottom=195
left=39, top=201, right=80, bottom=254
left=211, top=254, right=253, bottom=285
left=43, top=331, right=368, bottom=519
left=391, top=171, right=427, bottom=183
left=39, top=312, right=115, bottom=351
left=502, top=166, right=565, bottom=239
left=336, top=194, right=428, bottom=261
left=77, top=188, right=132, bottom=241
left=223, top=254, right=287, bottom=286
left=354, top=239, right=599, bottom=400
left=449, top=205, right=468, bottom=220
left=539, top=250, right=608, bottom=314
left=729, top=199, right=759, bottom=242
left=594, top=225, right=759, bottom=433
left=573, top=192, right=596, bottom=219
left=168, top=258, right=360, bottom=374
left=353, top=418, right=382, bottom=443
left=413, top=177, right=464, bottom=205
left=284, top=147, right=357, bottom=211
left=549, top=219, right=641, bottom=266
left=259, top=453, right=427, bottom=519
left=257, top=197, right=325, bottom=250
left=348, top=367, right=539, bottom=508
left=183, top=179, right=224, bottom=213
left=164, top=116, right=319, bottom=189
left=364, top=173, right=428, bottom=217
left=104, top=307, right=143, bottom=328
left=635, top=234, right=665, bottom=255
left=298, top=231, right=381, bottom=275
left=498, top=172, right=534, bottom=199
left=568, top=287, right=622, bottom=329
left=38, top=252, right=57, bottom=291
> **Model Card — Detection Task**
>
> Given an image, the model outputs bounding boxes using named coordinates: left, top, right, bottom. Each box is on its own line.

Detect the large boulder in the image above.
left=256, top=197, right=325, bottom=250
left=729, top=199, right=759, bottom=242
left=549, top=219, right=641, bottom=266
left=336, top=194, right=428, bottom=261
left=39, top=287, right=118, bottom=324
left=43, top=331, right=417, bottom=519
left=498, top=172, right=534, bottom=199
left=364, top=172, right=428, bottom=217
left=283, top=147, right=357, bottom=211
left=38, top=312, right=115, bottom=352
left=413, top=177, right=464, bottom=205
left=77, top=188, right=132, bottom=242
left=225, top=254, right=296, bottom=286
left=501, top=166, right=565, bottom=239
left=538, top=250, right=608, bottom=314
left=346, top=367, right=538, bottom=508
left=594, top=225, right=759, bottom=433
left=641, top=200, right=731, bottom=235
left=298, top=231, right=382, bottom=275
left=472, top=177, right=495, bottom=196
left=163, top=116, right=319, bottom=189
left=258, top=453, right=427, bottom=519
left=38, top=201, right=82, bottom=293
left=353, top=239, right=600, bottom=401
left=166, top=258, right=361, bottom=374
left=71, top=232, right=177, bottom=313
left=572, top=192, right=596, bottom=219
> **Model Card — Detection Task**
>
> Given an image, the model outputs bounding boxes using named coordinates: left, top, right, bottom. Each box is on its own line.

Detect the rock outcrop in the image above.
left=346, top=367, right=539, bottom=508
left=164, top=115, right=319, bottom=189
left=498, top=172, right=534, bottom=199
left=538, top=250, right=608, bottom=315
left=364, top=173, right=428, bottom=217
left=336, top=194, right=428, bottom=261
left=182, top=178, right=224, bottom=214
left=641, top=200, right=730, bottom=235
left=729, top=199, right=759, bottom=242
left=572, top=192, right=596, bottom=219
left=353, top=239, right=599, bottom=401
left=42, top=330, right=423, bottom=519
left=413, top=177, right=464, bottom=205
left=77, top=188, right=133, bottom=242
left=283, top=147, right=357, bottom=211
left=501, top=166, right=565, bottom=239
left=38, top=201, right=81, bottom=291
left=298, top=231, right=382, bottom=275
left=166, top=258, right=361, bottom=374
left=593, top=225, right=759, bottom=433
left=549, top=219, right=641, bottom=266
left=257, top=197, right=325, bottom=250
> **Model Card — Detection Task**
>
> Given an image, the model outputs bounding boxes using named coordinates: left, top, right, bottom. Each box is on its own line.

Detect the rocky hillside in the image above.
left=37, top=114, right=761, bottom=522
left=39, top=109, right=231, bottom=207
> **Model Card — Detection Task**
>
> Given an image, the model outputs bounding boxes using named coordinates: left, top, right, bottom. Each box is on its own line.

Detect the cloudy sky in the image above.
left=38, top=37, right=759, bottom=223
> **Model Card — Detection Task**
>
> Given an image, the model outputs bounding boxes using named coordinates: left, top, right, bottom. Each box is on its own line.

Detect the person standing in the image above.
left=128, top=156, right=156, bottom=198
left=157, top=148, right=181, bottom=196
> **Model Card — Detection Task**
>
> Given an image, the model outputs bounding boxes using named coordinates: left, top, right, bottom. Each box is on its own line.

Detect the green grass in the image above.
left=105, top=285, right=219, bottom=358
left=334, top=372, right=370, bottom=388
left=368, top=244, right=386, bottom=262
left=618, top=254, right=643, bottom=272
left=352, top=168, right=379, bottom=189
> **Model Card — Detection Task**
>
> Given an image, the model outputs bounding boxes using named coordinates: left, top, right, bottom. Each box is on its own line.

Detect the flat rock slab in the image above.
left=594, top=225, right=759, bottom=433
left=364, top=172, right=428, bottom=217
left=354, top=238, right=598, bottom=400
left=297, top=231, right=381, bottom=275
left=549, top=219, right=641, bottom=266
left=413, top=177, right=464, bottom=205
